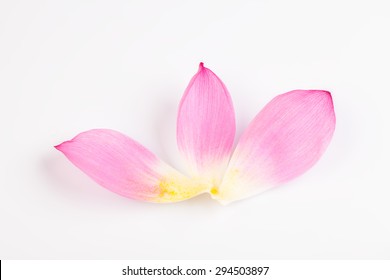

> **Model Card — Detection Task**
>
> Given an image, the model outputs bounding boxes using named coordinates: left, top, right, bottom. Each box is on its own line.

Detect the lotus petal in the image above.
left=177, top=63, right=235, bottom=187
left=55, top=129, right=207, bottom=202
left=216, top=90, right=336, bottom=204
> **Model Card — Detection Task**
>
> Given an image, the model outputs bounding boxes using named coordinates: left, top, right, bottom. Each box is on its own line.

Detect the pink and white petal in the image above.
left=216, top=90, right=336, bottom=204
left=55, top=129, right=207, bottom=203
left=177, top=63, right=235, bottom=185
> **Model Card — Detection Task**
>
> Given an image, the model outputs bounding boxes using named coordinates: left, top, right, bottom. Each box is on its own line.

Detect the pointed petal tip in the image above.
left=320, top=90, right=334, bottom=106
left=289, top=89, right=335, bottom=111
left=54, top=140, right=72, bottom=152
left=306, top=89, right=332, bottom=98
left=294, top=89, right=331, bottom=97
left=310, top=89, right=334, bottom=110
left=198, top=62, right=205, bottom=72
left=54, top=143, right=64, bottom=151
left=316, top=89, right=331, bottom=98
left=321, top=89, right=334, bottom=104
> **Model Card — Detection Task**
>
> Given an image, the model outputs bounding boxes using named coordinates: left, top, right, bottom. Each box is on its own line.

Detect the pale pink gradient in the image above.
left=55, top=129, right=194, bottom=202
left=218, top=90, right=336, bottom=202
left=56, top=64, right=336, bottom=204
left=177, top=63, right=235, bottom=181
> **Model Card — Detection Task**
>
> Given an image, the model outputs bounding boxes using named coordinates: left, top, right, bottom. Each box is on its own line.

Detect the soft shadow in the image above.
left=41, top=152, right=96, bottom=195
left=184, top=193, right=220, bottom=208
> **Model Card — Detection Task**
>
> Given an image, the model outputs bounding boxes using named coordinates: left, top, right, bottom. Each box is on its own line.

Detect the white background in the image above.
left=1, top=0, right=389, bottom=259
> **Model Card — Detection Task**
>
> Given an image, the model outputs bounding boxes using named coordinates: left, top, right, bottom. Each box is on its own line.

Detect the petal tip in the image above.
left=309, top=89, right=332, bottom=98
left=291, top=89, right=335, bottom=111
left=314, top=89, right=332, bottom=99
left=54, top=143, right=63, bottom=151
left=54, top=140, right=72, bottom=153
left=320, top=90, right=334, bottom=106
left=312, top=89, right=334, bottom=110
left=294, top=89, right=331, bottom=96
left=198, top=62, right=205, bottom=72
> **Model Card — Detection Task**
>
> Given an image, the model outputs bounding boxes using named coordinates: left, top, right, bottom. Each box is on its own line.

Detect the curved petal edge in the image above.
left=177, top=63, right=236, bottom=186
left=55, top=129, right=207, bottom=203
left=216, top=90, right=336, bottom=204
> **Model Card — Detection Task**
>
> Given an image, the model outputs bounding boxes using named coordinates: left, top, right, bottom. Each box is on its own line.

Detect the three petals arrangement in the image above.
left=56, top=63, right=336, bottom=204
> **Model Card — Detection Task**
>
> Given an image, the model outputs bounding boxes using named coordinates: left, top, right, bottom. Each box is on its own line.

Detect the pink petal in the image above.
left=55, top=129, right=207, bottom=202
left=177, top=63, right=235, bottom=184
left=217, top=90, right=336, bottom=203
